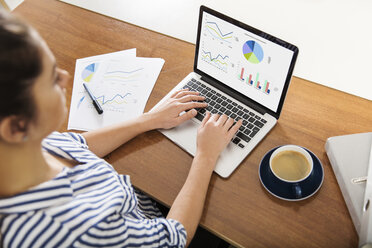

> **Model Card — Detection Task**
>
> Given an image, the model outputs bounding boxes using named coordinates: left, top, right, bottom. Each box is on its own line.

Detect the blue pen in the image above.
left=83, top=83, right=103, bottom=114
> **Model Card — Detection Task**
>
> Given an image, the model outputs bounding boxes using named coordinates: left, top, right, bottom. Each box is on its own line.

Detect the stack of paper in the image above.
left=67, top=49, right=164, bottom=131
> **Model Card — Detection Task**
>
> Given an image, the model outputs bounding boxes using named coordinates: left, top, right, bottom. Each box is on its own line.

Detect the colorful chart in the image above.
left=96, top=93, right=132, bottom=105
left=82, top=63, right=98, bottom=82
left=201, top=50, right=229, bottom=72
left=243, top=41, right=264, bottom=64
left=237, top=67, right=271, bottom=95
left=205, top=21, right=233, bottom=43
left=103, top=68, right=143, bottom=82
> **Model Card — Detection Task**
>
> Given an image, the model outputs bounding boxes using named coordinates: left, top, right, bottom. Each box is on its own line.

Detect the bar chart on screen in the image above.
left=237, top=66, right=274, bottom=95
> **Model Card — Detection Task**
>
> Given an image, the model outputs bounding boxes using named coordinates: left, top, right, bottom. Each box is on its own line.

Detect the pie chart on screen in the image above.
left=82, top=63, right=98, bottom=82
left=243, top=40, right=264, bottom=64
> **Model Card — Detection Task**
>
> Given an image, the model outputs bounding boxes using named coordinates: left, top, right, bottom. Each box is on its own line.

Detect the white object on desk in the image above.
left=58, top=0, right=372, bottom=101
left=325, top=132, right=372, bottom=236
left=2, top=0, right=22, bottom=10
left=359, top=142, right=372, bottom=247
left=68, top=49, right=165, bottom=131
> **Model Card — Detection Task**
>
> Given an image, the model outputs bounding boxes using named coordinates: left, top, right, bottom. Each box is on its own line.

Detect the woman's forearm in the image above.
left=82, top=113, right=155, bottom=158
left=166, top=112, right=241, bottom=246
left=82, top=89, right=206, bottom=158
left=166, top=153, right=216, bottom=246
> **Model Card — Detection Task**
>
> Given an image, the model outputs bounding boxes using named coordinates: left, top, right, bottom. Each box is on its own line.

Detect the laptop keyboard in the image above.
left=182, top=78, right=267, bottom=148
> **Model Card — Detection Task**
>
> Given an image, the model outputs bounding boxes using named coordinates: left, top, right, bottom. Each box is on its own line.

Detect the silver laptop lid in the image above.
left=194, top=6, right=299, bottom=119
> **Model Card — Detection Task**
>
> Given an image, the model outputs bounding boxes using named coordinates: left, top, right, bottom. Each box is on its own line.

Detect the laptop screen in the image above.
left=195, top=6, right=298, bottom=116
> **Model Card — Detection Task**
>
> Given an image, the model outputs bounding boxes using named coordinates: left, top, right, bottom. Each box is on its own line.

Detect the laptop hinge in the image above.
left=200, top=76, right=267, bottom=116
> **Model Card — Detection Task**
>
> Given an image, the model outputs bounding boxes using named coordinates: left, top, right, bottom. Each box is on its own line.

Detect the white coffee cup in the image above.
left=270, top=145, right=313, bottom=183
left=269, top=145, right=314, bottom=198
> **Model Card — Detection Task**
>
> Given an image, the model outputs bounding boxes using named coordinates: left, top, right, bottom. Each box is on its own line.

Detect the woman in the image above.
left=0, top=10, right=241, bottom=248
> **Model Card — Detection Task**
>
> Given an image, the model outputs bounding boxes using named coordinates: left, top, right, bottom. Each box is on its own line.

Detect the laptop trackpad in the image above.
left=160, top=119, right=199, bottom=156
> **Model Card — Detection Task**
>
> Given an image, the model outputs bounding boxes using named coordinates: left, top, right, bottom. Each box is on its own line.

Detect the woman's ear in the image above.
left=0, top=116, right=28, bottom=143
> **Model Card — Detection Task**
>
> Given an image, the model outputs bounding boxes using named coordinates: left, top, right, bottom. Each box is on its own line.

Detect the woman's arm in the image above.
left=167, top=112, right=242, bottom=246
left=82, top=89, right=207, bottom=158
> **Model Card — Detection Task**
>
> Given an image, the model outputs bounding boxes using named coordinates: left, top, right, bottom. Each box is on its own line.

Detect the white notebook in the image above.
left=325, top=132, right=372, bottom=234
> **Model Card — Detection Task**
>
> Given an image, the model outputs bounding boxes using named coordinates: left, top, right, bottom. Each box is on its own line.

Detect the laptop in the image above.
left=152, top=6, right=299, bottom=178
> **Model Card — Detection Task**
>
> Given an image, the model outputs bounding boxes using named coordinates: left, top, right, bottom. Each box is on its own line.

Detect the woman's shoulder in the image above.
left=43, top=131, right=88, bottom=148
left=42, top=132, right=100, bottom=164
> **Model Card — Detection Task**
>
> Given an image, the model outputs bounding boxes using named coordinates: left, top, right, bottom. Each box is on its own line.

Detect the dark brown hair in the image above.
left=0, top=10, right=42, bottom=122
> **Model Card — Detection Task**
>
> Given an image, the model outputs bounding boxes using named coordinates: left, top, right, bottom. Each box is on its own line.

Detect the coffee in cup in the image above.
left=269, top=145, right=313, bottom=183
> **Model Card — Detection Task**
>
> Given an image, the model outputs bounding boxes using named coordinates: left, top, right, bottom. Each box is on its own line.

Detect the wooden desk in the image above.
left=15, top=0, right=372, bottom=247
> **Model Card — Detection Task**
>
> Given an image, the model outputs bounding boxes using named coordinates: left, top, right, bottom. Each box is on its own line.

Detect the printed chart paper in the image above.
left=68, top=49, right=164, bottom=131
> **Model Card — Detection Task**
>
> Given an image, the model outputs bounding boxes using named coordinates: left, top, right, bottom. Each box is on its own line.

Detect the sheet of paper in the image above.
left=68, top=49, right=164, bottom=131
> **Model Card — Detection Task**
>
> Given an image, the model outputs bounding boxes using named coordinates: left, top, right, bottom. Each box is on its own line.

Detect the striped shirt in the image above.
left=0, top=132, right=186, bottom=247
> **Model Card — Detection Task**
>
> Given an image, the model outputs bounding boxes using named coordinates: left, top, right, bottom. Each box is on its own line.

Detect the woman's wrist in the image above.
left=194, top=151, right=218, bottom=172
left=138, top=112, right=161, bottom=132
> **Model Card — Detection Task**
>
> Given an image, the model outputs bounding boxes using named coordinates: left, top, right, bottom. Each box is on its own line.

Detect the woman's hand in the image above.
left=148, top=89, right=207, bottom=129
left=196, top=112, right=242, bottom=165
